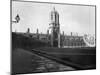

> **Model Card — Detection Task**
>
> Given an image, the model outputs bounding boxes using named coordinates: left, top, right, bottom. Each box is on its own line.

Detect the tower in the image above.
left=49, top=7, right=60, bottom=47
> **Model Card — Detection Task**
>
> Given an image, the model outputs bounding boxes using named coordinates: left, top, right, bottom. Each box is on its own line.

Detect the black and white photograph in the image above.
left=11, top=0, right=96, bottom=74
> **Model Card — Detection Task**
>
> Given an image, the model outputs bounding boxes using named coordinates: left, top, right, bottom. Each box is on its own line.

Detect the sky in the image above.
left=12, top=1, right=95, bottom=36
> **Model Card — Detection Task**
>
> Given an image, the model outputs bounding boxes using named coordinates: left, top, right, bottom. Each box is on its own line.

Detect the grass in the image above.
left=12, top=48, right=40, bottom=74
left=35, top=47, right=96, bottom=68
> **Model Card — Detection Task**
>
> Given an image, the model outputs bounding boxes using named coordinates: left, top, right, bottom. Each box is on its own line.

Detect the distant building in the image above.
left=63, top=35, right=86, bottom=48
left=22, top=32, right=87, bottom=48
left=13, top=7, right=95, bottom=48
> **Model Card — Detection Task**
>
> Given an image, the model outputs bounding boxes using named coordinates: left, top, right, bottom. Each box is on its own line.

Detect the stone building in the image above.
left=49, top=7, right=60, bottom=47
left=62, top=35, right=86, bottom=48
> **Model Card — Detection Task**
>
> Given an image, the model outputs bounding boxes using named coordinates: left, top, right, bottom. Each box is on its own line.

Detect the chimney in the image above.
left=63, top=31, right=64, bottom=36
left=71, top=32, right=72, bottom=36
left=47, top=30, right=49, bottom=35
left=27, top=28, right=30, bottom=33
left=47, top=30, right=49, bottom=40
left=36, top=28, right=39, bottom=34
left=36, top=28, right=39, bottom=39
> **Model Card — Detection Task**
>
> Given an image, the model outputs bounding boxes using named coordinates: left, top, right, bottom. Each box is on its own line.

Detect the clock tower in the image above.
left=49, top=7, right=60, bottom=48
